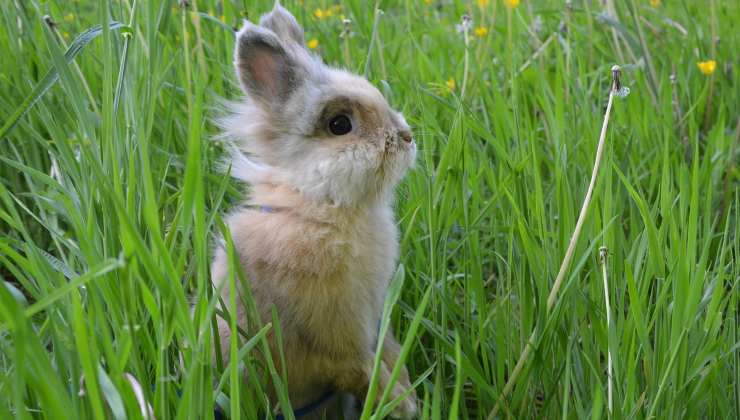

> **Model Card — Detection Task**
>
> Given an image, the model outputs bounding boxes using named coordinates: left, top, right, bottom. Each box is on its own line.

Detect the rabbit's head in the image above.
left=222, top=3, right=415, bottom=207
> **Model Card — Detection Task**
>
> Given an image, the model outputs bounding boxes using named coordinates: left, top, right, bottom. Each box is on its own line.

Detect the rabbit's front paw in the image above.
left=388, top=387, right=417, bottom=419
left=379, top=362, right=418, bottom=419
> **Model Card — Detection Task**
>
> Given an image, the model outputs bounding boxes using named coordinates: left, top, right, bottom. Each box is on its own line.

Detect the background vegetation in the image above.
left=1, top=0, right=738, bottom=418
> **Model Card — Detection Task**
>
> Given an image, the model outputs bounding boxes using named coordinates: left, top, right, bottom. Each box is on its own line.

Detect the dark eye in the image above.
left=328, top=114, right=352, bottom=136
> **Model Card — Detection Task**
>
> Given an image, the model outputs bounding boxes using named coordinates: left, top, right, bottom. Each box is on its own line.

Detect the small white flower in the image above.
left=532, top=15, right=543, bottom=34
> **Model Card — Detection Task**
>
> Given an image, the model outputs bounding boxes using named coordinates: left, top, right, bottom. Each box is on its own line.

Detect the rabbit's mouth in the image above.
left=382, top=139, right=401, bottom=158
left=400, top=130, right=413, bottom=144
left=380, top=136, right=415, bottom=170
left=383, top=134, right=414, bottom=154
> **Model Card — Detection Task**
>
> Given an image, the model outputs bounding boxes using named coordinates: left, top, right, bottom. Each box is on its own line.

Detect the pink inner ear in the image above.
left=250, top=53, right=278, bottom=98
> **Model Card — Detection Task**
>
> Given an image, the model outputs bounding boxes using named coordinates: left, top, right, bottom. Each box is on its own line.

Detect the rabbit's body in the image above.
left=211, top=3, right=417, bottom=418
left=212, top=191, right=398, bottom=407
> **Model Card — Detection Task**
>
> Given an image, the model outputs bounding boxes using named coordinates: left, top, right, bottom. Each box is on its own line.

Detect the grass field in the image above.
left=1, top=0, right=739, bottom=418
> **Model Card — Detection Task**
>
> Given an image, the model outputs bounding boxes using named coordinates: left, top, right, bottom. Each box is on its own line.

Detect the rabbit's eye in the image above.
left=328, top=115, right=352, bottom=136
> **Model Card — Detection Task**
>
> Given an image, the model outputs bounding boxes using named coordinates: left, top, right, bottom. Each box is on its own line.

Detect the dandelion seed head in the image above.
left=340, top=18, right=352, bottom=38
left=456, top=14, right=473, bottom=34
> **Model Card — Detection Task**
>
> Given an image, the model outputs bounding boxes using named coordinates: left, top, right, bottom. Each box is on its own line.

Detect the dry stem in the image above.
left=600, top=246, right=613, bottom=416
left=487, top=65, right=622, bottom=419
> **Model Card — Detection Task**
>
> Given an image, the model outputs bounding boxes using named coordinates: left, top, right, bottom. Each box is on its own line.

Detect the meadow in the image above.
left=1, top=0, right=738, bottom=418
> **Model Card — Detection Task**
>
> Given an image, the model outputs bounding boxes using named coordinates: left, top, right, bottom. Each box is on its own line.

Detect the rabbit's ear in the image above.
left=234, top=21, right=302, bottom=106
left=259, top=2, right=305, bottom=46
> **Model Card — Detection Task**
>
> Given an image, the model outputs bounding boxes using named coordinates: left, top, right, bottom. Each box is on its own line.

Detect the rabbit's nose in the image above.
left=399, top=129, right=413, bottom=144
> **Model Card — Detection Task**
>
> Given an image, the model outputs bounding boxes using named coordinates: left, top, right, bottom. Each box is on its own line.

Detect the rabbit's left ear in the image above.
left=259, top=2, right=305, bottom=46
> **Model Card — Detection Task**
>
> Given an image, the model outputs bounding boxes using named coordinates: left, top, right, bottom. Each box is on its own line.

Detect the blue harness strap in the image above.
left=275, top=389, right=335, bottom=420
left=213, top=389, right=335, bottom=419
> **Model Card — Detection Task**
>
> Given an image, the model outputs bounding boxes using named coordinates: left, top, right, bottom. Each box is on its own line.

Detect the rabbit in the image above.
left=210, top=2, right=418, bottom=419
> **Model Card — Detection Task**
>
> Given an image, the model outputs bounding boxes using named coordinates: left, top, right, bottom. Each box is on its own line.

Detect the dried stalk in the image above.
left=487, top=65, right=622, bottom=419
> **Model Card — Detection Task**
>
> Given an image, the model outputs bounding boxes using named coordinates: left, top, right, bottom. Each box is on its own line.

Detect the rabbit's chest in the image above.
left=297, top=214, right=399, bottom=356
left=234, top=208, right=399, bottom=357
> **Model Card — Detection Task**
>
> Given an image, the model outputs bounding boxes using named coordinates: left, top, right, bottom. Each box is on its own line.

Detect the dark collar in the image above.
left=275, top=389, right=335, bottom=420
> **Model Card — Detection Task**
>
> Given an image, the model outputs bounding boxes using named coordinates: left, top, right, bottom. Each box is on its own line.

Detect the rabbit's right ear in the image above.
left=259, top=3, right=305, bottom=46
left=234, top=21, right=303, bottom=107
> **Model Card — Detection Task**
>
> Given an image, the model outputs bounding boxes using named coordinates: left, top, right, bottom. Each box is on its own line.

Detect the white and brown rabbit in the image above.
left=211, top=2, right=417, bottom=419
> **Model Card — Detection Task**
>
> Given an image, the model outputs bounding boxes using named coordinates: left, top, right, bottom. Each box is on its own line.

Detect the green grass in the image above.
left=1, top=0, right=738, bottom=418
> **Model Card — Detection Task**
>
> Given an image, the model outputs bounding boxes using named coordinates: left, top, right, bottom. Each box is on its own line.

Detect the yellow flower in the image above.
left=64, top=13, right=74, bottom=22
left=477, top=0, right=490, bottom=7
left=220, top=15, right=226, bottom=22
left=650, top=0, right=661, bottom=6
left=474, top=26, right=488, bottom=37
left=697, top=60, right=717, bottom=75
left=314, top=8, right=334, bottom=19
left=446, top=78, right=456, bottom=91
left=504, top=0, right=520, bottom=9
left=63, top=32, right=70, bottom=39
left=307, top=38, right=319, bottom=49
left=331, top=4, right=342, bottom=13
left=424, top=0, right=433, bottom=4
